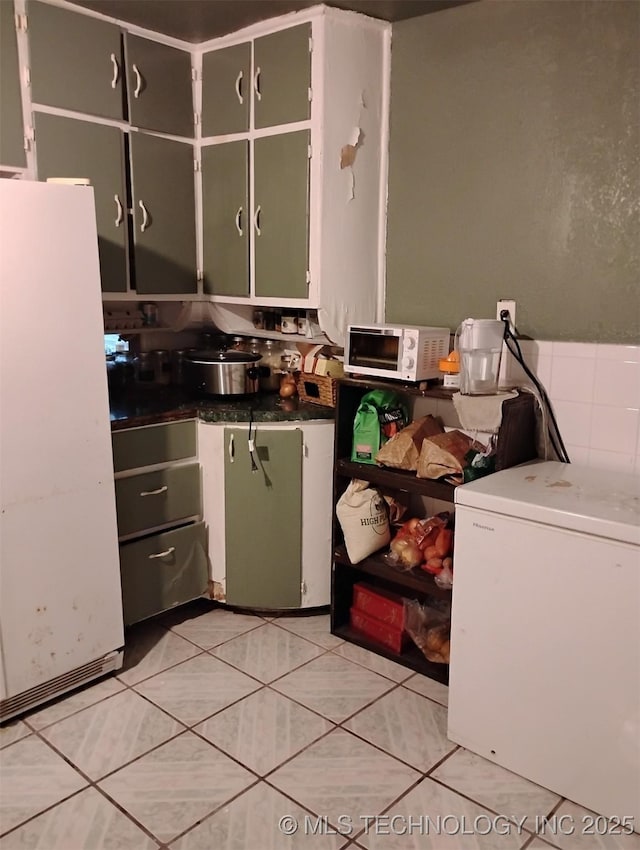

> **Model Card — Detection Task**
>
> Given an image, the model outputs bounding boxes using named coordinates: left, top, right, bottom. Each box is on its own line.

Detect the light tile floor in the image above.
left=1, top=603, right=638, bottom=850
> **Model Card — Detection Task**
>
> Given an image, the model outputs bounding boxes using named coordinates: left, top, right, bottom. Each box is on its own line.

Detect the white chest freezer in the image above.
left=448, top=460, right=639, bottom=826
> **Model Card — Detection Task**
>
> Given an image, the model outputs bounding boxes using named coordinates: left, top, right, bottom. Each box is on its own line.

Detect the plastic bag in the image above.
left=351, top=390, right=407, bottom=465
left=403, top=599, right=451, bottom=664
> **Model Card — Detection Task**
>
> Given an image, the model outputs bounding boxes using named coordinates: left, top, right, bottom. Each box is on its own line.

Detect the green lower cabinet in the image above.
left=224, top=427, right=302, bottom=609
left=119, top=522, right=208, bottom=626
left=115, top=463, right=201, bottom=538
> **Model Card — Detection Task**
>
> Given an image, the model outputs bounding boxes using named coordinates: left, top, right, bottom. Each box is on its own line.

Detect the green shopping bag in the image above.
left=350, top=390, right=407, bottom=464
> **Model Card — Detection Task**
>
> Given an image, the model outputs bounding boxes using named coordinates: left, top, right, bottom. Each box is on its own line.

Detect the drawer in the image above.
left=119, top=521, right=208, bottom=626
left=115, top=463, right=201, bottom=537
left=112, top=420, right=197, bottom=473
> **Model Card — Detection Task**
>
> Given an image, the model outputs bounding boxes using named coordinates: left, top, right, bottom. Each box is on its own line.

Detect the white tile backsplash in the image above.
left=593, top=359, right=640, bottom=408
left=589, top=405, right=639, bottom=454
left=509, top=341, right=640, bottom=475
left=550, top=356, right=596, bottom=403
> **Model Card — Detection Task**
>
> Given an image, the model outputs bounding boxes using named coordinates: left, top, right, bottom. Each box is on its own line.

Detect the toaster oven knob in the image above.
left=403, top=356, right=415, bottom=370
left=405, top=337, right=416, bottom=350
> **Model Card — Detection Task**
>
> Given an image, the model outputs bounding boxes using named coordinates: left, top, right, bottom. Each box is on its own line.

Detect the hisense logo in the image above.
left=472, top=521, right=495, bottom=532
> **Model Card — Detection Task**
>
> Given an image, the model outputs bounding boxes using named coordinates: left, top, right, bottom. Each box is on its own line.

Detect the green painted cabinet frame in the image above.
left=202, top=140, right=249, bottom=297
left=254, top=130, right=310, bottom=300
left=129, top=132, right=197, bottom=295
left=202, top=42, right=251, bottom=137
left=254, top=24, right=311, bottom=129
left=224, top=427, right=302, bottom=609
left=27, top=0, right=124, bottom=120
left=34, top=113, right=128, bottom=293
left=1, top=1, right=26, bottom=168
left=126, top=34, right=194, bottom=138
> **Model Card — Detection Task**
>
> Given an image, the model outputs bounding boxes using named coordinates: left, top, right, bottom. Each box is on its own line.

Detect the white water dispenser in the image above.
left=455, top=318, right=505, bottom=395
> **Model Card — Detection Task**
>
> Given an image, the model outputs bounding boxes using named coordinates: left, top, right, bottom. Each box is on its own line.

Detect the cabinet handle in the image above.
left=235, top=206, right=243, bottom=236
left=114, top=194, right=123, bottom=227
left=253, top=66, right=261, bottom=101
left=253, top=205, right=261, bottom=237
left=228, top=433, right=234, bottom=463
left=138, top=200, right=150, bottom=232
left=110, top=53, right=119, bottom=89
left=132, top=63, right=143, bottom=98
left=235, top=70, right=244, bottom=105
left=148, top=546, right=175, bottom=560
left=139, top=485, right=168, bottom=496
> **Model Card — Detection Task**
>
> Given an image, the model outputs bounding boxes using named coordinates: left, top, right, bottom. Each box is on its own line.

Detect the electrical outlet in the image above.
left=497, top=299, right=516, bottom=335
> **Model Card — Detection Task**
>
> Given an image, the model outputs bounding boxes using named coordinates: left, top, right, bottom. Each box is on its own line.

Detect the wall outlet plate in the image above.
left=497, top=299, right=516, bottom=335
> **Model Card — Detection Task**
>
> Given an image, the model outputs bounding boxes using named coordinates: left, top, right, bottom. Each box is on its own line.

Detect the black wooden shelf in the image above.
left=336, top=458, right=456, bottom=501
left=333, top=545, right=452, bottom=602
left=332, top=623, right=449, bottom=684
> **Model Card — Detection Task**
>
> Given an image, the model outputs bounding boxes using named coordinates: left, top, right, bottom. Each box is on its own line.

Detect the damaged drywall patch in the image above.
left=340, top=91, right=367, bottom=200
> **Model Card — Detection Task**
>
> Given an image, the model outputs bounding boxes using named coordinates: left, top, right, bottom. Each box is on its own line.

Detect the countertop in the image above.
left=109, top=386, right=335, bottom=431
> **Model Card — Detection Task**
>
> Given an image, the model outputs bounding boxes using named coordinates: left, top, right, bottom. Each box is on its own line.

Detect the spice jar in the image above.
left=134, top=351, right=155, bottom=383
left=151, top=349, right=171, bottom=385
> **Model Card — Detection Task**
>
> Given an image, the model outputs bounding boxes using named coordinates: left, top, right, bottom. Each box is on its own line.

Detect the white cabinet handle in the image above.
left=139, top=485, right=167, bottom=496
left=234, top=70, right=244, bottom=105
left=110, top=53, right=119, bottom=89
left=138, top=200, right=149, bottom=232
left=132, top=63, right=142, bottom=98
left=253, top=66, right=261, bottom=101
left=114, top=194, right=123, bottom=227
left=148, top=546, right=175, bottom=560
left=228, top=433, right=234, bottom=463
left=253, top=205, right=261, bottom=236
left=235, top=206, right=243, bottom=236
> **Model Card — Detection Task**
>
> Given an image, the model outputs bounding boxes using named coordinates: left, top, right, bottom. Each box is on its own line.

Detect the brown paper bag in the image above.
left=375, top=415, right=444, bottom=471
left=416, top=429, right=479, bottom=483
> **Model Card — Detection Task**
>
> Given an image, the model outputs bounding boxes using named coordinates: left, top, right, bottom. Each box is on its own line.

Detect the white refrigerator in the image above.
left=448, top=460, right=639, bottom=827
left=0, top=180, right=124, bottom=722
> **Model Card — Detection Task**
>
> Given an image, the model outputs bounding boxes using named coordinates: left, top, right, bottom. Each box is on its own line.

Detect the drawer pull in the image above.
left=148, top=546, right=175, bottom=560
left=228, top=433, right=234, bottom=463
left=139, top=485, right=168, bottom=497
left=114, top=194, right=123, bottom=227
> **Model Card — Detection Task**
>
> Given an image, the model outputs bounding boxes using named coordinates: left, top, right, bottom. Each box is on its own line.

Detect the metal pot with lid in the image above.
left=184, top=350, right=262, bottom=396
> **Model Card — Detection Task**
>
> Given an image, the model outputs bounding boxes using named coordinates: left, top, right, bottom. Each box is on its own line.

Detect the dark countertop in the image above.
left=109, top=386, right=335, bottom=431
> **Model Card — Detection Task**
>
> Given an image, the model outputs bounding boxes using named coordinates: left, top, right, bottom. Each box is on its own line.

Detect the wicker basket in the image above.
left=296, top=372, right=337, bottom=407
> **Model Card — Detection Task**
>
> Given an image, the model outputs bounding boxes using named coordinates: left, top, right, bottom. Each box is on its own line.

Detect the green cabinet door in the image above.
left=202, top=42, right=251, bottom=137
left=1, top=1, right=26, bottom=168
left=130, top=132, right=197, bottom=295
left=254, top=24, right=311, bottom=129
left=224, top=427, right=302, bottom=609
left=34, top=113, right=128, bottom=293
left=27, top=1, right=124, bottom=120
left=254, top=130, right=310, bottom=300
left=126, top=34, right=193, bottom=138
left=202, top=141, right=249, bottom=297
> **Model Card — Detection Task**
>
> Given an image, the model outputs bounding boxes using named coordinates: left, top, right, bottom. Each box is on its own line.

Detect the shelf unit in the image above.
left=330, top=377, right=537, bottom=682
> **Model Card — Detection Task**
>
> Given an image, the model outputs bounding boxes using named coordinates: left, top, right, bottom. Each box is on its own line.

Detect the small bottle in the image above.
left=281, top=312, right=298, bottom=335
left=151, top=349, right=171, bottom=385
left=274, top=309, right=282, bottom=334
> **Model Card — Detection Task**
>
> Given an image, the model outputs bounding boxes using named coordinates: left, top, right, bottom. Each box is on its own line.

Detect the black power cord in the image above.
left=499, top=311, right=571, bottom=464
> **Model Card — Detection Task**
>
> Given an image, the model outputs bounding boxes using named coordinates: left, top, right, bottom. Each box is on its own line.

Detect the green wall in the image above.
left=385, top=0, right=640, bottom=342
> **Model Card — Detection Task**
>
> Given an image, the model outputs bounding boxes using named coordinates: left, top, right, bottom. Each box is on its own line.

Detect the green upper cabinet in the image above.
left=254, top=24, right=311, bottom=129
left=129, top=132, right=197, bottom=295
left=254, top=130, right=310, bottom=299
left=125, top=34, right=194, bottom=138
left=202, top=141, right=249, bottom=297
left=202, top=42, right=251, bottom=137
left=224, top=427, right=302, bottom=609
left=34, top=113, right=128, bottom=293
left=27, top=1, right=124, bottom=120
left=1, top=1, right=26, bottom=168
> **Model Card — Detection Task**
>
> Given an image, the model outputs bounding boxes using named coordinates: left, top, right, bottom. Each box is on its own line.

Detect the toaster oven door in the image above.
left=348, top=327, right=402, bottom=373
